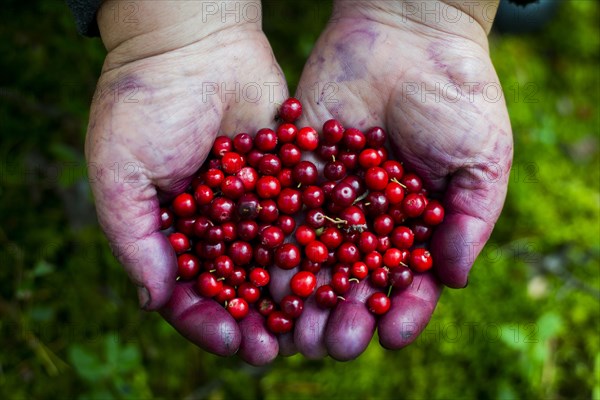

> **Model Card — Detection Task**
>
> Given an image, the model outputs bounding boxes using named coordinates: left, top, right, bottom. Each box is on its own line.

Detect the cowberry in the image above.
left=367, top=292, right=391, bottom=315
left=279, top=98, right=302, bottom=122
left=290, top=271, right=317, bottom=297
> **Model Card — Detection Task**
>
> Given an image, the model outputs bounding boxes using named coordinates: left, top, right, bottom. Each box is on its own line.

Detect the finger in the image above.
left=431, top=163, right=510, bottom=288
left=160, top=282, right=241, bottom=356
left=325, top=279, right=379, bottom=361
left=378, top=272, right=442, bottom=349
left=277, top=332, right=298, bottom=357
left=237, top=308, right=279, bottom=366
left=294, top=268, right=332, bottom=359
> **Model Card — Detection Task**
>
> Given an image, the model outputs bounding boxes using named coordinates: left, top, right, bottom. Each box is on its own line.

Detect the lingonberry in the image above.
left=383, top=248, right=404, bottom=268
left=367, top=292, right=391, bottom=315
left=295, top=225, right=316, bottom=246
left=370, top=267, right=389, bottom=287
left=401, top=172, right=423, bottom=193
left=390, top=225, right=415, bottom=249
left=209, top=197, right=235, bottom=223
left=236, top=166, right=259, bottom=191
left=351, top=261, right=369, bottom=280
left=237, top=193, right=260, bottom=219
left=365, top=192, right=389, bottom=217
left=358, top=148, right=382, bottom=168
left=320, top=227, right=344, bottom=250
left=305, top=208, right=326, bottom=229
left=317, top=143, right=339, bottom=160
left=376, top=236, right=391, bottom=252
left=385, top=181, right=405, bottom=204
left=402, top=193, right=427, bottom=218
left=175, top=217, right=196, bottom=236
left=221, top=176, right=245, bottom=199
left=305, top=240, right=329, bottom=263
left=204, top=168, right=224, bottom=188
left=212, top=136, right=233, bottom=157
left=301, top=259, right=322, bottom=273
left=194, top=184, right=214, bottom=206
left=336, top=242, right=360, bottom=264
left=342, top=128, right=366, bottom=151
left=341, top=175, right=366, bottom=196
left=322, top=119, right=344, bottom=144
left=277, top=188, right=302, bottom=215
left=267, top=311, right=294, bottom=334
left=338, top=206, right=367, bottom=231
left=302, top=185, right=325, bottom=209
left=358, top=231, right=378, bottom=253
left=274, top=243, right=301, bottom=270
left=365, top=126, right=387, bottom=148
left=159, top=207, right=174, bottom=230
left=331, top=271, right=350, bottom=294
left=257, top=297, right=275, bottom=317
left=258, top=199, right=279, bottom=223
left=324, top=160, right=347, bottom=181
left=373, top=214, right=395, bottom=236
left=332, top=263, right=350, bottom=275
left=193, top=216, right=213, bottom=238
left=221, top=222, right=237, bottom=241
left=411, top=221, right=433, bottom=242
left=253, top=244, right=273, bottom=267
left=365, top=167, right=389, bottom=191
left=215, top=284, right=236, bottom=304
left=422, top=200, right=445, bottom=225
left=382, top=160, right=404, bottom=180
left=279, top=143, right=302, bottom=167
left=177, top=253, right=201, bottom=280
left=227, top=241, right=253, bottom=266
left=258, top=154, right=282, bottom=176
left=254, top=128, right=278, bottom=152
left=409, top=248, right=433, bottom=272
left=276, top=123, right=298, bottom=143
left=227, top=298, right=249, bottom=320
left=315, top=285, right=339, bottom=308
left=169, top=233, right=190, bottom=254
left=237, top=282, right=260, bottom=303
left=280, top=295, right=304, bottom=319
left=196, top=272, right=222, bottom=298
left=290, top=271, right=317, bottom=297
left=172, top=193, right=196, bottom=217
left=279, top=97, right=302, bottom=123
left=214, top=255, right=234, bottom=278
left=277, top=168, right=294, bottom=188
left=259, top=226, right=285, bottom=248
left=206, top=225, right=224, bottom=244
left=246, top=149, right=264, bottom=169
left=331, top=182, right=357, bottom=208
left=249, top=267, right=270, bottom=287
left=389, top=266, right=414, bottom=289
left=292, top=161, right=318, bottom=186
left=233, top=133, right=253, bottom=154
left=226, top=267, right=246, bottom=286
left=276, top=215, right=296, bottom=235
left=364, top=251, right=383, bottom=270
left=221, top=152, right=244, bottom=175
left=338, top=150, right=359, bottom=170
left=296, top=126, right=319, bottom=151
left=256, top=176, right=281, bottom=199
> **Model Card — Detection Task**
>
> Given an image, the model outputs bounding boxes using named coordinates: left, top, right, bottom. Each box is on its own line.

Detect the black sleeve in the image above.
left=507, top=0, right=540, bottom=6
left=66, top=0, right=103, bottom=37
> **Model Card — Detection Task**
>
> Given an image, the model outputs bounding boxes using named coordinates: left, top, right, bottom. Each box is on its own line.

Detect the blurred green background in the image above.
left=1, top=0, right=598, bottom=399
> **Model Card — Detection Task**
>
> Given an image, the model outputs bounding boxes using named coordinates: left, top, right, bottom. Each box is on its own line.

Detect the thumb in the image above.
left=430, top=161, right=511, bottom=288
left=89, top=159, right=178, bottom=310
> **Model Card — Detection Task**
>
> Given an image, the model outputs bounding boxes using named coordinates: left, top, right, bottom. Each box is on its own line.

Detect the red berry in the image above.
left=274, top=243, right=301, bottom=270
left=331, top=182, right=357, bottom=208
left=320, top=227, right=344, bottom=250
left=177, top=253, right=201, bottom=280
left=389, top=266, right=414, bottom=289
left=364, top=251, right=383, bottom=270
left=290, top=271, right=317, bottom=297
left=276, top=215, right=296, bottom=235
left=236, top=166, right=259, bottom=191
left=411, top=221, right=433, bottom=242
left=237, top=220, right=259, bottom=241
left=295, top=225, right=316, bottom=246
left=296, top=127, right=319, bottom=151
left=194, top=184, right=214, bottom=206
left=370, top=267, right=389, bottom=287
left=159, top=207, right=174, bottom=230
left=305, top=241, right=328, bottom=263
left=277, top=188, right=302, bottom=214
left=215, top=284, right=236, bottom=304
left=365, top=167, right=389, bottom=191
left=292, top=161, right=318, bottom=186
left=169, top=232, right=190, bottom=254
left=226, top=267, right=246, bottom=286
left=336, top=242, right=360, bottom=264
left=401, top=172, right=422, bottom=193
left=253, top=244, right=273, bottom=267
left=315, top=285, right=338, bottom=308
left=302, top=186, right=325, bottom=209
left=227, top=241, right=253, bottom=265
left=322, top=119, right=344, bottom=144
left=358, top=231, right=378, bottom=253
left=212, top=136, right=233, bottom=157
left=331, top=271, right=350, bottom=294
left=214, top=255, right=234, bottom=278
left=256, top=176, right=282, bottom=199
left=365, top=127, right=387, bottom=148
left=254, top=128, right=278, bottom=152
left=221, top=175, right=245, bottom=199
left=196, top=272, right=222, bottom=298
left=279, top=143, right=302, bottom=167
left=237, top=282, right=260, bottom=303
left=233, top=133, right=253, bottom=154
left=257, top=297, right=275, bottom=316
left=422, top=200, right=445, bottom=225
left=342, top=128, right=366, bottom=151
left=351, top=262, right=369, bottom=279
left=258, top=199, right=279, bottom=223
left=259, top=226, right=285, bottom=248
left=175, top=217, right=196, bottom=236
left=358, top=148, right=382, bottom=168
left=409, top=248, right=433, bottom=272
left=280, top=98, right=302, bottom=123
left=204, top=168, right=224, bottom=188
left=382, top=160, right=404, bottom=180
left=301, top=259, right=322, bottom=273
left=383, top=248, right=404, bottom=268
left=209, top=197, right=235, bottom=223
left=324, top=160, right=347, bottom=181
left=258, top=154, right=282, bottom=176
left=227, top=298, right=249, bottom=320
left=385, top=181, right=405, bottom=204
left=267, top=311, right=294, bottom=334
left=367, top=292, right=391, bottom=315
left=373, top=214, right=394, bottom=236
left=277, top=123, right=298, bottom=143
left=193, top=216, right=213, bottom=238
left=221, top=152, right=244, bottom=175
left=172, top=193, right=196, bottom=217
left=280, top=295, right=304, bottom=318
left=402, top=193, right=427, bottom=218
left=249, top=267, right=270, bottom=287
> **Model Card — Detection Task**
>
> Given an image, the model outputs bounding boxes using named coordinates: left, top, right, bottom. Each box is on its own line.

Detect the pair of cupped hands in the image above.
left=85, top=1, right=512, bottom=365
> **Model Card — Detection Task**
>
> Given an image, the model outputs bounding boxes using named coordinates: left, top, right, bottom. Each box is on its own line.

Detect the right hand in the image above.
left=86, top=1, right=288, bottom=365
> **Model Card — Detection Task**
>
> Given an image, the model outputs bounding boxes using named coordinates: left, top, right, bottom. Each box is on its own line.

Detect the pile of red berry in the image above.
left=160, top=98, right=444, bottom=334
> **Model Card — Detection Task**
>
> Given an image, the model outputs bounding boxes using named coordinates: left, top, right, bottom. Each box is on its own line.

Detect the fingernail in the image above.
left=138, top=286, right=151, bottom=309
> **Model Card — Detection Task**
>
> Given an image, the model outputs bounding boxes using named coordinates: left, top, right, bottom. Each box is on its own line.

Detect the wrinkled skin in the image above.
left=273, top=5, right=513, bottom=360
left=86, top=3, right=512, bottom=363
left=85, top=24, right=286, bottom=365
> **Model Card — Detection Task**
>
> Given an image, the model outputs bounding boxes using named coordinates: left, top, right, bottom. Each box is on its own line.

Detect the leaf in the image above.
left=68, top=345, right=108, bottom=383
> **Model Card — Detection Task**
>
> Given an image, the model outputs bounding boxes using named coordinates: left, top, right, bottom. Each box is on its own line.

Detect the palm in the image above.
left=289, top=17, right=513, bottom=359
left=85, top=28, right=288, bottom=365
